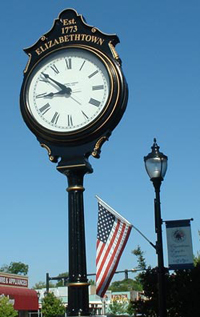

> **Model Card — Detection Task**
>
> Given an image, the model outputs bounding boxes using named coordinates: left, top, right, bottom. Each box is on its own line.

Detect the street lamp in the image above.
left=144, top=138, right=168, bottom=317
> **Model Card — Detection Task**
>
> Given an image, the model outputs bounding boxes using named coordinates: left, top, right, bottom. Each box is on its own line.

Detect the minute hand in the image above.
left=42, top=72, right=71, bottom=94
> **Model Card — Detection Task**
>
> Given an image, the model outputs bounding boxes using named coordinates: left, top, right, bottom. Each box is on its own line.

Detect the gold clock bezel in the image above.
left=20, top=44, right=122, bottom=143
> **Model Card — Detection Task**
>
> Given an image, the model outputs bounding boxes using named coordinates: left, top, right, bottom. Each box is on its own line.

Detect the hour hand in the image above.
left=41, top=72, right=71, bottom=94
left=36, top=91, right=68, bottom=99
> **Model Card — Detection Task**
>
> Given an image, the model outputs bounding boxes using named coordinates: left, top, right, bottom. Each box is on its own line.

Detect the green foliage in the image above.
left=33, top=281, right=46, bottom=289
left=132, top=246, right=147, bottom=271
left=33, top=272, right=69, bottom=289
left=41, top=292, right=65, bottom=317
left=126, top=301, right=136, bottom=315
left=166, top=264, right=200, bottom=317
left=108, top=300, right=128, bottom=315
left=132, top=264, right=200, bottom=317
left=131, top=244, right=200, bottom=316
left=55, top=272, right=68, bottom=287
left=88, top=279, right=95, bottom=285
left=132, top=267, right=159, bottom=316
left=33, top=281, right=55, bottom=289
left=109, top=278, right=142, bottom=292
left=0, top=262, right=28, bottom=276
left=194, top=252, right=200, bottom=266
left=0, top=295, right=18, bottom=317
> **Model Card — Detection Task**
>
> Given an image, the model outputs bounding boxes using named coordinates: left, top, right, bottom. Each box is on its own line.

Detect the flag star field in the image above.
left=97, top=204, right=115, bottom=243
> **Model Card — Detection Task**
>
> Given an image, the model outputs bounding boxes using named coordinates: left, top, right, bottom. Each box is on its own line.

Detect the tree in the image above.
left=33, top=281, right=55, bottom=290
left=0, top=262, right=28, bottom=275
left=108, top=300, right=128, bottom=315
left=132, top=267, right=160, bottom=316
left=131, top=243, right=200, bottom=316
left=55, top=272, right=68, bottom=287
left=0, top=295, right=18, bottom=317
left=166, top=264, right=200, bottom=317
left=41, top=292, right=65, bottom=317
left=131, top=256, right=200, bottom=316
left=33, top=272, right=69, bottom=289
left=109, top=278, right=142, bottom=292
left=88, top=279, right=95, bottom=285
left=132, top=246, right=147, bottom=271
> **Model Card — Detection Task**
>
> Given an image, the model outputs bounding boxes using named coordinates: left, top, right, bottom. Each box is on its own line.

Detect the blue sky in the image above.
left=1, top=0, right=200, bottom=287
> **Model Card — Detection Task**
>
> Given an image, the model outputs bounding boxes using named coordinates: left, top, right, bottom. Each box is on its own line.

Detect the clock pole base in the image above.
left=57, top=158, right=92, bottom=316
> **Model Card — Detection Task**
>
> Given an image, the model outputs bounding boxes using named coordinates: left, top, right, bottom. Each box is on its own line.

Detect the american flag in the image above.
left=96, top=196, right=132, bottom=298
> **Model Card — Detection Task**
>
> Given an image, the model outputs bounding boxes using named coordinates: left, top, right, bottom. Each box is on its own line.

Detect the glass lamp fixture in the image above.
left=144, top=138, right=168, bottom=180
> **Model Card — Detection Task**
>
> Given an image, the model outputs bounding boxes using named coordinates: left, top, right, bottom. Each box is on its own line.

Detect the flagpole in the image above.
left=95, top=195, right=132, bottom=225
left=132, top=225, right=156, bottom=249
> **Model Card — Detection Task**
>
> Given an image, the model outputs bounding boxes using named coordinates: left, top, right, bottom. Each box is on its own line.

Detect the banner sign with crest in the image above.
left=165, top=219, right=194, bottom=270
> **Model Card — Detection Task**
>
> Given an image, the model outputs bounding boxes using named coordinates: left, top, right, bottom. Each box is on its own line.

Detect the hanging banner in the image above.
left=165, top=219, right=194, bottom=270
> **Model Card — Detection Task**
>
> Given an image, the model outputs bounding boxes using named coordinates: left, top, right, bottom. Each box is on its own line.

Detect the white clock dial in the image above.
left=26, top=48, right=110, bottom=133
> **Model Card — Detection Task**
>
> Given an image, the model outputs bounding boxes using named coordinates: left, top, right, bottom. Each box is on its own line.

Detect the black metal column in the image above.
left=153, top=178, right=167, bottom=317
left=57, top=162, right=92, bottom=316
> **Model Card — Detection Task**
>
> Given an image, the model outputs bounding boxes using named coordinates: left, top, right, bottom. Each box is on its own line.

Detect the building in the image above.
left=0, top=272, right=39, bottom=317
left=37, top=285, right=143, bottom=315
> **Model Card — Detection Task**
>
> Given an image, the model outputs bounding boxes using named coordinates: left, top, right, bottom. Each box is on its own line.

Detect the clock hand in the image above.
left=36, top=91, right=67, bottom=98
left=41, top=73, right=72, bottom=94
left=70, top=96, right=82, bottom=105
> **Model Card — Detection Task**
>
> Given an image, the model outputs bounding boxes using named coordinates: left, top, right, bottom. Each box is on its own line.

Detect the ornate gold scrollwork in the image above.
left=40, top=143, right=56, bottom=162
left=92, top=136, right=108, bottom=158
left=24, top=53, right=32, bottom=74
left=108, top=41, right=120, bottom=62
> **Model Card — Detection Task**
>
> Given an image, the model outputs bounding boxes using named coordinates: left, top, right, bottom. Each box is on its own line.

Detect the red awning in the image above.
left=0, top=286, right=39, bottom=310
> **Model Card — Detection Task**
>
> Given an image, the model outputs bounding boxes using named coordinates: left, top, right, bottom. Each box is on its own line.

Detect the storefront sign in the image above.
left=111, top=293, right=129, bottom=302
left=0, top=273, right=28, bottom=288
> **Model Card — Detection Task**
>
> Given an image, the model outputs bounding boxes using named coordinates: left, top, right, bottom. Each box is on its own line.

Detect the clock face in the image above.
left=25, top=48, right=111, bottom=133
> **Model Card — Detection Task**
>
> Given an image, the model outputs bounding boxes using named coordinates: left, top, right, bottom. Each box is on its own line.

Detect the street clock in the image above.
left=20, top=9, right=128, bottom=317
left=20, top=9, right=128, bottom=161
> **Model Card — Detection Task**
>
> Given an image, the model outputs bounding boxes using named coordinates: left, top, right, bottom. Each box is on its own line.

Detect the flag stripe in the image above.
left=97, top=221, right=124, bottom=278
left=96, top=226, right=116, bottom=269
left=95, top=197, right=132, bottom=298
left=96, top=221, right=126, bottom=293
left=98, top=225, right=132, bottom=297
left=96, top=220, right=120, bottom=278
left=96, top=223, right=130, bottom=296
left=96, top=240, right=103, bottom=257
left=96, top=221, right=119, bottom=268
left=96, top=222, right=120, bottom=284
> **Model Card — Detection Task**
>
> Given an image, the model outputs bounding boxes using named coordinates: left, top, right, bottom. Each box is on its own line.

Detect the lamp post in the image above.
left=144, top=138, right=168, bottom=317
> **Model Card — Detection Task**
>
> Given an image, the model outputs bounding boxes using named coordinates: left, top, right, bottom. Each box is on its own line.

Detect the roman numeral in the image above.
left=68, top=115, right=73, bottom=126
left=51, top=112, right=60, bottom=124
left=81, top=110, right=89, bottom=120
left=88, top=70, right=99, bottom=78
left=92, top=85, right=104, bottom=91
left=89, top=98, right=101, bottom=107
left=51, top=64, right=59, bottom=74
left=79, top=60, right=86, bottom=71
left=39, top=103, right=51, bottom=114
left=65, top=58, right=72, bottom=69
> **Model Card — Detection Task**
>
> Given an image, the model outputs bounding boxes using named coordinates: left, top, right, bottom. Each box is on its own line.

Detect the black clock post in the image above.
left=20, top=9, right=128, bottom=316
left=57, top=160, right=92, bottom=316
